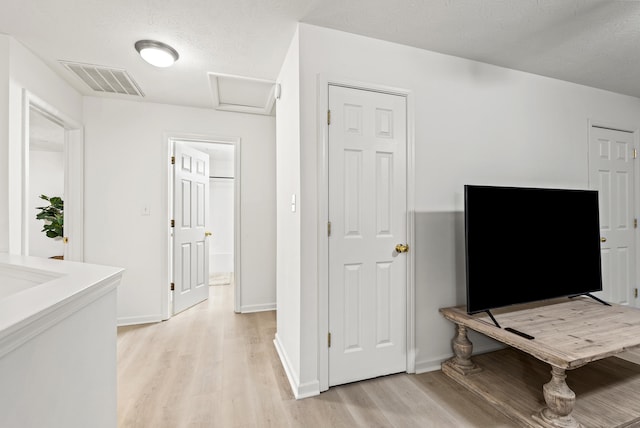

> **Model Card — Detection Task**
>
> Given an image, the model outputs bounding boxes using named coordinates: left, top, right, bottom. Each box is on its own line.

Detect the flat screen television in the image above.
left=465, top=185, right=603, bottom=315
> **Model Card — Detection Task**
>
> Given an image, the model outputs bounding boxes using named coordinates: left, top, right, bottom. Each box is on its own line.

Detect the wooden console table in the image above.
left=440, top=297, right=640, bottom=428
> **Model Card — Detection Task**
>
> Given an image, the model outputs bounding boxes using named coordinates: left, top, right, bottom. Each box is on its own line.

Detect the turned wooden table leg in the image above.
left=443, top=323, right=482, bottom=375
left=534, top=366, right=582, bottom=428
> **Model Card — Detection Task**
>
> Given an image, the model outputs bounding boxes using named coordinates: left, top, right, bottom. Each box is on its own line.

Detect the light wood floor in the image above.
left=117, top=286, right=640, bottom=428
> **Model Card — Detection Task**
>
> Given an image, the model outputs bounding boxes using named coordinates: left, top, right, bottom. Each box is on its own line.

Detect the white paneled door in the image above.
left=589, top=126, right=636, bottom=306
left=328, top=85, right=408, bottom=386
left=173, top=144, right=211, bottom=314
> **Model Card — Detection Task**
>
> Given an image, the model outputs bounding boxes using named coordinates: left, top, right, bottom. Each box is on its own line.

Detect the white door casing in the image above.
left=19, top=90, right=84, bottom=261
left=173, top=144, right=210, bottom=314
left=328, top=85, right=408, bottom=386
left=589, top=125, right=637, bottom=306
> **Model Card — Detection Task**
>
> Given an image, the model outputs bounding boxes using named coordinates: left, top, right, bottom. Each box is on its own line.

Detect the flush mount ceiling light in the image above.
left=134, top=40, right=179, bottom=68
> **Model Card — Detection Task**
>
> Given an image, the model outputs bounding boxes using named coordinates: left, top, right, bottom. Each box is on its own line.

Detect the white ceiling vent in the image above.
left=60, top=61, right=144, bottom=97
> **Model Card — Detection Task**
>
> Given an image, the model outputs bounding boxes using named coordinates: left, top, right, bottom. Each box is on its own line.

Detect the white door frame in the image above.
left=588, top=118, right=640, bottom=308
left=317, top=75, right=416, bottom=392
left=19, top=90, right=84, bottom=261
left=161, top=133, right=242, bottom=318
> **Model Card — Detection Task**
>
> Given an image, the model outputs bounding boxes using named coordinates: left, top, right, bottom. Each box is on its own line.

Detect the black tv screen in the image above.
left=464, top=185, right=603, bottom=314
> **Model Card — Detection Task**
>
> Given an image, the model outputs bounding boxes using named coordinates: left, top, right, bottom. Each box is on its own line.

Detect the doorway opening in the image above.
left=28, top=108, right=65, bottom=259
left=164, top=135, right=241, bottom=317
left=21, top=90, right=84, bottom=261
left=207, top=143, right=236, bottom=288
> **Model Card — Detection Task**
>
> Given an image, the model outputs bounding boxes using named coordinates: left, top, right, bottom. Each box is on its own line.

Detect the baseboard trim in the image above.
left=273, top=333, right=320, bottom=399
left=296, top=379, right=321, bottom=399
left=240, top=302, right=276, bottom=313
left=415, top=352, right=454, bottom=374
left=415, top=343, right=506, bottom=374
left=273, top=334, right=300, bottom=397
left=117, top=314, right=162, bottom=327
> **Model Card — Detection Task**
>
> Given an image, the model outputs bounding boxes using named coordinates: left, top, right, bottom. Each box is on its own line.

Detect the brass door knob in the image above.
left=600, top=237, right=607, bottom=243
left=395, top=244, right=409, bottom=253
left=205, top=231, right=212, bottom=237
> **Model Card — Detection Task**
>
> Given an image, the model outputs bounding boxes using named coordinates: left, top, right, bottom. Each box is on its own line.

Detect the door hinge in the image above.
left=171, top=219, right=175, bottom=228
left=171, top=156, right=175, bottom=165
left=635, top=218, right=638, bottom=229
left=633, top=148, right=638, bottom=159
left=327, top=221, right=332, bottom=237
left=327, top=109, right=331, bottom=125
left=328, top=332, right=331, bottom=347
left=170, top=282, right=175, bottom=291
left=635, top=288, right=638, bottom=298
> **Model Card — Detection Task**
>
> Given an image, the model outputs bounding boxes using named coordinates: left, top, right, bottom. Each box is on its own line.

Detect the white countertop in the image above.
left=0, top=253, right=124, bottom=357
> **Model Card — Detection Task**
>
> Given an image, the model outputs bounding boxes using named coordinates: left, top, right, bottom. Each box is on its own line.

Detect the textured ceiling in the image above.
left=303, top=0, right=640, bottom=99
left=1, top=0, right=639, bottom=110
left=0, top=0, right=315, bottom=108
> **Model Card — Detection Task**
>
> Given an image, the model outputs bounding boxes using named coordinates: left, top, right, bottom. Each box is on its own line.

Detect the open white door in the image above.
left=589, top=125, right=637, bottom=306
left=173, top=144, right=210, bottom=314
left=328, top=85, right=408, bottom=386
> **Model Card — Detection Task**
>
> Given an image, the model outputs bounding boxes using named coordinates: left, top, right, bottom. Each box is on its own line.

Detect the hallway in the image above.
left=117, top=285, right=514, bottom=427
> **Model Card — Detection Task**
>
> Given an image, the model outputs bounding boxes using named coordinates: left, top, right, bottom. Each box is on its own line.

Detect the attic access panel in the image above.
left=208, top=73, right=275, bottom=116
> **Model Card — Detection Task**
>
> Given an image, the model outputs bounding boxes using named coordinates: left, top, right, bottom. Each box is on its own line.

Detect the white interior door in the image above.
left=328, top=85, right=407, bottom=386
left=589, top=125, right=636, bottom=306
left=173, top=144, right=210, bottom=314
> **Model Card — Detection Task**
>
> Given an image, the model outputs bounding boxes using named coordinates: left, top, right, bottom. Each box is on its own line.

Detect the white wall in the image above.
left=83, top=97, right=276, bottom=324
left=210, top=178, right=234, bottom=274
left=0, top=36, right=83, bottom=254
left=211, top=151, right=234, bottom=178
left=0, top=36, right=10, bottom=253
left=274, top=28, right=303, bottom=392
left=28, top=149, right=65, bottom=258
left=276, top=23, right=640, bottom=394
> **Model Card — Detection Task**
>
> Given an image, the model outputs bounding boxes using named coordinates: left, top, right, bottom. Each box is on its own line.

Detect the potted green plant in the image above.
left=35, top=195, right=64, bottom=259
